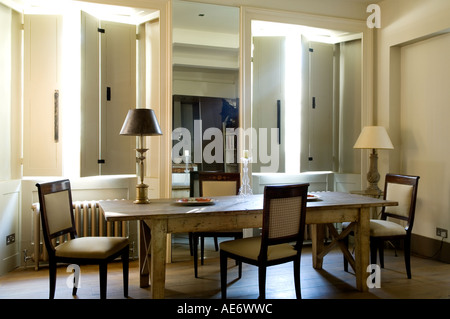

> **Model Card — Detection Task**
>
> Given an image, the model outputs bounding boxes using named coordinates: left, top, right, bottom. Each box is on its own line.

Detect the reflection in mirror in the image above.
left=251, top=21, right=362, bottom=175
left=172, top=1, right=239, bottom=198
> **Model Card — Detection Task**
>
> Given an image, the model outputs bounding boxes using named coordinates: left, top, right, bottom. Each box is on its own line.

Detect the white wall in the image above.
left=0, top=4, right=21, bottom=181
left=376, top=0, right=450, bottom=241
left=0, top=4, right=12, bottom=181
left=252, top=172, right=333, bottom=194
left=173, top=67, right=239, bottom=99
left=0, top=180, right=21, bottom=276
left=400, top=33, right=450, bottom=240
left=252, top=172, right=361, bottom=194
left=0, top=4, right=22, bottom=275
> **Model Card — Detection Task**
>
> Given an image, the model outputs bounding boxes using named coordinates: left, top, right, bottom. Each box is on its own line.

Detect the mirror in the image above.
left=171, top=0, right=239, bottom=198
left=250, top=20, right=362, bottom=175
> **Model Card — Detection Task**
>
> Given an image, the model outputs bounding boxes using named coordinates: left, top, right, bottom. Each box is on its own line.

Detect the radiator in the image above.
left=31, top=200, right=128, bottom=270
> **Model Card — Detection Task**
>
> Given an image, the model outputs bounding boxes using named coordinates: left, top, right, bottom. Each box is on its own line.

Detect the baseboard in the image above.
left=411, top=233, right=450, bottom=264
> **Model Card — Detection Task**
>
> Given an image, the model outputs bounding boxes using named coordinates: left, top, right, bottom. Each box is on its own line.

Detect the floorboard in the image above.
left=1, top=234, right=450, bottom=301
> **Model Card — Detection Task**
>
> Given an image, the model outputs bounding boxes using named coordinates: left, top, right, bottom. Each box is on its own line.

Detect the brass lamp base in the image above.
left=134, top=183, right=150, bottom=204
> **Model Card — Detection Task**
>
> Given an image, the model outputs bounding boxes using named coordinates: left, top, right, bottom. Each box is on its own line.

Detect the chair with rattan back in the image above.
left=220, top=183, right=309, bottom=299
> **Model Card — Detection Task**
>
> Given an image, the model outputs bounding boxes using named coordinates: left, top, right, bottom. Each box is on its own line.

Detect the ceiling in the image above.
left=172, top=0, right=366, bottom=43
left=3, top=0, right=383, bottom=32
left=3, top=0, right=159, bottom=24
left=172, top=0, right=239, bottom=35
left=3, top=0, right=378, bottom=40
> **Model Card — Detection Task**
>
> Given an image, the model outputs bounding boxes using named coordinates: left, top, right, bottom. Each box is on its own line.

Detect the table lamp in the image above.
left=354, top=126, right=394, bottom=195
left=120, top=108, right=162, bottom=204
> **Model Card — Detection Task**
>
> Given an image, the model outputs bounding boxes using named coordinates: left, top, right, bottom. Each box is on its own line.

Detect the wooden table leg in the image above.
left=354, top=207, right=370, bottom=292
left=150, top=218, right=168, bottom=299
left=311, top=224, right=325, bottom=269
left=139, top=220, right=151, bottom=288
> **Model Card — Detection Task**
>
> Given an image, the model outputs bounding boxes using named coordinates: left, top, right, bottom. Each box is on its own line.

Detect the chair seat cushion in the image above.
left=55, top=237, right=129, bottom=259
left=369, top=220, right=406, bottom=237
left=342, top=220, right=406, bottom=237
left=220, top=237, right=296, bottom=261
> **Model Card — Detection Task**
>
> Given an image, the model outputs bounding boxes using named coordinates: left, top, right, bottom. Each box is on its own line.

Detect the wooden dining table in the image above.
left=99, top=192, right=397, bottom=299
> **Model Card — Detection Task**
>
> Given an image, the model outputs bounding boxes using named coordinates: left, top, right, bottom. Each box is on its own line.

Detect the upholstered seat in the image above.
left=220, top=183, right=309, bottom=299
left=369, top=220, right=406, bottom=237
left=36, top=179, right=129, bottom=299
left=55, top=237, right=129, bottom=259
left=220, top=237, right=297, bottom=261
left=343, top=173, right=419, bottom=279
left=342, top=219, right=407, bottom=237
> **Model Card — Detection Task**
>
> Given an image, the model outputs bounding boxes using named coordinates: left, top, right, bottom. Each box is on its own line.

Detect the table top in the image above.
left=99, top=192, right=397, bottom=222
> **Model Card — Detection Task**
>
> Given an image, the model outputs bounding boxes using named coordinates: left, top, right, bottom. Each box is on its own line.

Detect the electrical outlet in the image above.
left=436, top=227, right=448, bottom=238
left=6, top=233, right=15, bottom=245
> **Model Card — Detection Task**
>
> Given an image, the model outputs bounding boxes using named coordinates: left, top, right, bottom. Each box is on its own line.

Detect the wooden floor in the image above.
left=1, top=234, right=450, bottom=300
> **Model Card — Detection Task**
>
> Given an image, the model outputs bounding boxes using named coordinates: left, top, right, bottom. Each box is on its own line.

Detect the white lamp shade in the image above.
left=353, top=126, right=394, bottom=149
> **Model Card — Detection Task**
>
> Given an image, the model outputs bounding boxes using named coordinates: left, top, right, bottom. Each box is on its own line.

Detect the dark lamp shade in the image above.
left=120, top=109, right=162, bottom=136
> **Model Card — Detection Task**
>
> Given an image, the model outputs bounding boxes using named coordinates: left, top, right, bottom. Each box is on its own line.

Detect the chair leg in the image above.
left=72, top=277, right=78, bottom=296
left=234, top=235, right=242, bottom=267
left=404, top=237, right=412, bottom=279
left=99, top=263, right=107, bottom=299
left=214, top=236, right=219, bottom=251
left=122, top=248, right=129, bottom=297
left=258, top=266, right=267, bottom=299
left=293, top=259, right=302, bottom=299
left=201, top=236, right=205, bottom=265
left=189, top=232, right=194, bottom=256
left=193, top=234, right=199, bottom=278
left=378, top=241, right=385, bottom=268
left=370, top=239, right=378, bottom=266
left=343, top=234, right=349, bottom=272
left=49, top=260, right=57, bottom=299
left=220, top=250, right=228, bottom=299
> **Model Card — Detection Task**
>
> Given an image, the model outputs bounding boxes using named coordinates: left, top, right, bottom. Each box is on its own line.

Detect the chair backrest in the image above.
left=381, top=174, right=420, bottom=233
left=36, top=179, right=77, bottom=253
left=260, top=184, right=309, bottom=258
left=198, top=172, right=240, bottom=197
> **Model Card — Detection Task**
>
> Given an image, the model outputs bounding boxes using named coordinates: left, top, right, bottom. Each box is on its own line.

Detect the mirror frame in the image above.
left=170, top=0, right=240, bottom=195
left=240, top=7, right=373, bottom=184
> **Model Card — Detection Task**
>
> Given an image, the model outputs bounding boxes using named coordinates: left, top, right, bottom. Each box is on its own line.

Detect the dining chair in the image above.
left=36, top=179, right=129, bottom=299
left=343, top=173, right=420, bottom=278
left=190, top=171, right=243, bottom=278
left=220, top=183, right=309, bottom=299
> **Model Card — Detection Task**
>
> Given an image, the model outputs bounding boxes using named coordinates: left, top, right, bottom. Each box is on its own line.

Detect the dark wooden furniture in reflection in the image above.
left=190, top=172, right=243, bottom=278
